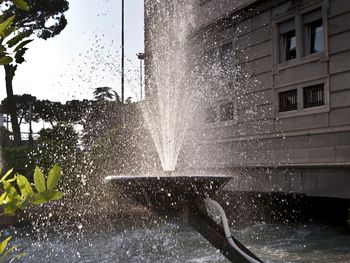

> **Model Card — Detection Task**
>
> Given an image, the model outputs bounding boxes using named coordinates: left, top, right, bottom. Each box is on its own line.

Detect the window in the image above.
left=303, top=9, right=323, bottom=55
left=202, top=49, right=218, bottom=72
left=279, top=19, right=296, bottom=62
left=198, top=0, right=211, bottom=5
left=220, top=102, right=235, bottom=121
left=303, top=84, right=324, bottom=108
left=276, top=8, right=325, bottom=64
left=220, top=43, right=233, bottom=76
left=279, top=89, right=297, bottom=112
left=205, top=106, right=217, bottom=123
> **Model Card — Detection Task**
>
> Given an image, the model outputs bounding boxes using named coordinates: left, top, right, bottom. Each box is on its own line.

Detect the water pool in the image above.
left=5, top=222, right=350, bottom=262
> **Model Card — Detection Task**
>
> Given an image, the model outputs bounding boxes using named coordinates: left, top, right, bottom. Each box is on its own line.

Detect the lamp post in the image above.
left=121, top=0, right=125, bottom=103
left=137, top=52, right=145, bottom=100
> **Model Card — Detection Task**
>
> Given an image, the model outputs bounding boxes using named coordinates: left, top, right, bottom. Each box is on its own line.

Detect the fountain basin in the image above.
left=105, top=175, right=231, bottom=209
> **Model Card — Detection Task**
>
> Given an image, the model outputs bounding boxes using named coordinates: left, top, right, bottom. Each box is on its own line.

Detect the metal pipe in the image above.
left=204, top=198, right=263, bottom=263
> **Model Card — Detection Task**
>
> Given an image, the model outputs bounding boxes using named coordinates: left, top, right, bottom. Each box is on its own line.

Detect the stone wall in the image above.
left=179, top=0, right=350, bottom=169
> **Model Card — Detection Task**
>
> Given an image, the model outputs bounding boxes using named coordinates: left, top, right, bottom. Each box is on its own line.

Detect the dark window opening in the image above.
left=205, top=106, right=217, bottom=123
left=220, top=102, right=235, bottom=122
left=309, top=19, right=323, bottom=54
left=220, top=43, right=232, bottom=76
left=279, top=89, right=297, bottom=112
left=202, top=49, right=217, bottom=72
left=304, top=9, right=323, bottom=56
left=279, top=19, right=296, bottom=62
left=304, top=84, right=324, bottom=108
left=283, top=30, right=297, bottom=61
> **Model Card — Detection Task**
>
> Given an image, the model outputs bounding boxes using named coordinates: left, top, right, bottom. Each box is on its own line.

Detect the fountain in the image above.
left=142, top=0, right=196, bottom=172
left=105, top=1, right=264, bottom=262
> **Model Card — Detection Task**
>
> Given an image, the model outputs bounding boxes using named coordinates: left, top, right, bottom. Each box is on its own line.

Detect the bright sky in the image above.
left=0, top=0, right=144, bottom=103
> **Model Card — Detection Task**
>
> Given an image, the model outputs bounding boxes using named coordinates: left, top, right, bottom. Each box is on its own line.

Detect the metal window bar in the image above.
left=220, top=102, right=235, bottom=122
left=304, top=84, right=324, bottom=108
left=279, top=89, right=297, bottom=112
left=206, top=106, right=217, bottom=123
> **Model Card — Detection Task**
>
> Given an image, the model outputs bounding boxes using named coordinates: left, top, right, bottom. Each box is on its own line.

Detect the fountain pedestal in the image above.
left=105, top=175, right=230, bottom=210
left=105, top=175, right=263, bottom=263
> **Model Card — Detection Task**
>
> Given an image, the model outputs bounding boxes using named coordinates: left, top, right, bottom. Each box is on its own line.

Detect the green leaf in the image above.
left=33, top=166, right=46, bottom=193
left=0, top=236, right=11, bottom=254
left=13, top=0, right=29, bottom=11
left=0, top=56, right=12, bottom=65
left=32, top=189, right=63, bottom=205
left=7, top=31, right=32, bottom=48
left=1, top=169, right=13, bottom=182
left=3, top=181, right=20, bottom=201
left=47, top=164, right=61, bottom=191
left=32, top=192, right=48, bottom=205
left=14, top=39, right=33, bottom=52
left=3, top=201, right=20, bottom=215
left=15, top=47, right=27, bottom=64
left=2, top=244, right=20, bottom=258
left=0, top=16, right=14, bottom=36
left=2, top=26, right=16, bottom=38
left=18, top=194, right=31, bottom=210
left=0, top=192, right=7, bottom=205
left=16, top=174, right=33, bottom=198
left=49, top=190, right=64, bottom=200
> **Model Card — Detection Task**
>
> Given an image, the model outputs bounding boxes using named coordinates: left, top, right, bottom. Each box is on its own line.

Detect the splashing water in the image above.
left=143, top=0, right=196, bottom=172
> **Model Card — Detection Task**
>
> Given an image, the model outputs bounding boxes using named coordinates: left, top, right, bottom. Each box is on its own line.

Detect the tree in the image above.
left=1, top=94, right=39, bottom=143
left=0, top=94, right=39, bottom=126
left=93, top=87, right=119, bottom=101
left=1, top=0, right=69, bottom=146
left=34, top=99, right=65, bottom=126
left=65, top=99, right=91, bottom=126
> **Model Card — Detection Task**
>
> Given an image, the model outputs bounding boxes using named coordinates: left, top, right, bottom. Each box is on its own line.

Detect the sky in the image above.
left=0, top=0, right=144, bottom=103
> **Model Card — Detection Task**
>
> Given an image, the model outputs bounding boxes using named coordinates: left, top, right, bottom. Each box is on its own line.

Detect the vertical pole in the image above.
left=121, top=0, right=125, bottom=103
left=137, top=53, right=145, bottom=100
left=28, top=101, right=33, bottom=144
left=140, top=58, right=143, bottom=100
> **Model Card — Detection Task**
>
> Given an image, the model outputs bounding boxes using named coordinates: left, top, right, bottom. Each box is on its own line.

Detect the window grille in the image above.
left=303, top=84, right=324, bottom=108
left=279, top=89, right=297, bottom=112
left=220, top=102, right=235, bottom=121
left=205, top=106, right=217, bottom=123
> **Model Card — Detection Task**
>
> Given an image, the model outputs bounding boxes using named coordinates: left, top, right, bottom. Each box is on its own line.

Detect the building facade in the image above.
left=144, top=0, right=350, bottom=199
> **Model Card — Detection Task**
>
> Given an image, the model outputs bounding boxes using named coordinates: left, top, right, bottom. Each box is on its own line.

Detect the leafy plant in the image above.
left=0, top=164, right=63, bottom=215
left=0, top=164, right=64, bottom=261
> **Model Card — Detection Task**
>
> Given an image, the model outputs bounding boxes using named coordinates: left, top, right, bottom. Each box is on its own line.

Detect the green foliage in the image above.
left=0, top=16, right=14, bottom=36
left=0, top=94, right=39, bottom=125
left=0, top=164, right=64, bottom=261
left=0, top=56, right=12, bottom=65
left=13, top=0, right=29, bottom=11
left=0, top=236, right=11, bottom=255
left=0, top=0, right=32, bottom=66
left=0, top=164, right=63, bottom=215
left=0, top=0, right=69, bottom=145
left=28, top=125, right=85, bottom=197
left=1, top=145, right=34, bottom=176
left=93, top=87, right=119, bottom=101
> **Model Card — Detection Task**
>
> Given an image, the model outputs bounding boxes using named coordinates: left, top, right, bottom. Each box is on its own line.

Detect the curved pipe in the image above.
left=204, top=198, right=262, bottom=263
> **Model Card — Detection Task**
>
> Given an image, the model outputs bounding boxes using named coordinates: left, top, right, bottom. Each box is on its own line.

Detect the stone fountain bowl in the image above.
left=105, top=174, right=231, bottom=210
